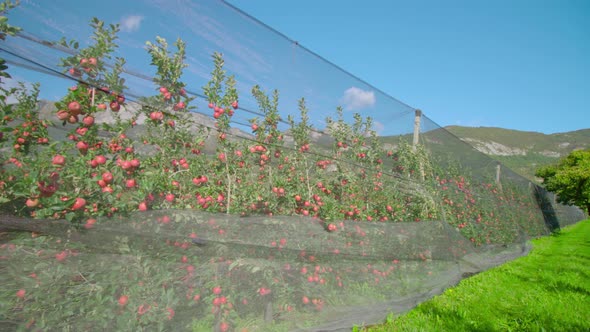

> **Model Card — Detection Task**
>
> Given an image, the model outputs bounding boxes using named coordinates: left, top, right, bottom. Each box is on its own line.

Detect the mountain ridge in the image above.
left=443, top=125, right=590, bottom=182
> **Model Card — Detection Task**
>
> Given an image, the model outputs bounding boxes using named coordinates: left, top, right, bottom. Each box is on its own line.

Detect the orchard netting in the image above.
left=0, top=1, right=585, bottom=331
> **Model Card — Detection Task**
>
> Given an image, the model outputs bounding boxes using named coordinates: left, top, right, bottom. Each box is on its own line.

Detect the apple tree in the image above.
left=535, top=149, right=590, bottom=215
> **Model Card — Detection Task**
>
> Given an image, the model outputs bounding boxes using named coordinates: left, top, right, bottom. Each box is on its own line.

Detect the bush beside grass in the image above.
left=364, top=219, right=590, bottom=331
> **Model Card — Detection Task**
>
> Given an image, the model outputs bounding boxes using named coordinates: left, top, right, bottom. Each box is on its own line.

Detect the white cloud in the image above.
left=120, top=15, right=144, bottom=32
left=341, top=87, right=375, bottom=110
left=372, top=121, right=385, bottom=135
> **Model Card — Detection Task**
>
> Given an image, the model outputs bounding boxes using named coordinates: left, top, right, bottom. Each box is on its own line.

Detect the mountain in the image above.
left=444, top=126, right=590, bottom=182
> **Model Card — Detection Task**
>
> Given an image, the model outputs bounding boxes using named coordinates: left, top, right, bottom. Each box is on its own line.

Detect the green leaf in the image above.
left=65, top=212, right=75, bottom=222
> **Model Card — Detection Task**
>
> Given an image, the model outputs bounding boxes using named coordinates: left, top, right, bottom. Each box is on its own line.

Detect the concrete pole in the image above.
left=496, top=163, right=503, bottom=191
left=412, top=109, right=422, bottom=151
left=412, top=109, right=425, bottom=181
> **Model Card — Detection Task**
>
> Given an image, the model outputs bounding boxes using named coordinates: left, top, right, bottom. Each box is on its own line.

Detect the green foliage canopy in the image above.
left=536, top=149, right=590, bottom=215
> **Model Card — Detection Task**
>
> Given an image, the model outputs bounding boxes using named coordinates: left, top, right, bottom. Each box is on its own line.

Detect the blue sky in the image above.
left=226, top=0, right=590, bottom=134
left=3, top=0, right=589, bottom=134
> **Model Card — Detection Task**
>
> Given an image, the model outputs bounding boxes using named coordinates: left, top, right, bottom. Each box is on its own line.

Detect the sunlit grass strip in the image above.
left=364, top=219, right=590, bottom=332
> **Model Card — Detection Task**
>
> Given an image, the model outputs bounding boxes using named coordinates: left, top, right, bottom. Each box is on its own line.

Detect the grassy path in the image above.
left=366, top=220, right=590, bottom=331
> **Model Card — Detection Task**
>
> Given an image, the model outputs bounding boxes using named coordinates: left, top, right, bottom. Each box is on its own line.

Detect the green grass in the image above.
left=365, top=219, right=590, bottom=332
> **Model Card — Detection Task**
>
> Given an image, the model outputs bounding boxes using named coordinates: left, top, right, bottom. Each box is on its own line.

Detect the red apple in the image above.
left=110, top=101, right=120, bottom=112
left=68, top=101, right=81, bottom=115
left=95, top=155, right=107, bottom=165
left=130, top=159, right=140, bottom=168
left=55, top=251, right=68, bottom=261
left=67, top=115, right=78, bottom=124
left=68, top=68, right=81, bottom=77
left=166, top=308, right=174, bottom=320
left=120, top=161, right=131, bottom=171
left=174, top=101, right=185, bottom=110
left=82, top=116, right=94, bottom=127
left=76, top=127, right=88, bottom=136
left=52, top=154, right=66, bottom=166
left=150, top=111, right=163, bottom=121
left=76, top=141, right=88, bottom=152
left=25, top=198, right=39, bottom=208
left=118, top=295, right=128, bottom=306
left=56, top=110, right=70, bottom=121
left=102, top=172, right=113, bottom=184
left=85, top=218, right=97, bottom=229
left=71, top=197, right=86, bottom=211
